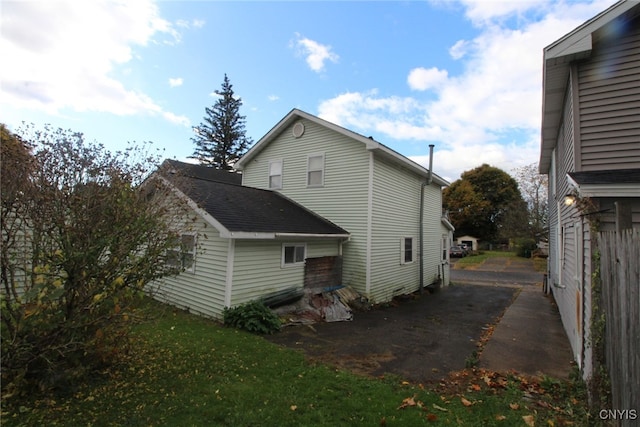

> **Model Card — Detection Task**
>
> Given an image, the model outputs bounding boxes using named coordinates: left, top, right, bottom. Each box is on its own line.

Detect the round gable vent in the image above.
left=292, top=122, right=305, bottom=138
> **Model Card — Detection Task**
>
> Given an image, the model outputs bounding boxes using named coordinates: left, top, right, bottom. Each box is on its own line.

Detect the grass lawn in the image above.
left=454, top=250, right=547, bottom=272
left=2, top=300, right=589, bottom=426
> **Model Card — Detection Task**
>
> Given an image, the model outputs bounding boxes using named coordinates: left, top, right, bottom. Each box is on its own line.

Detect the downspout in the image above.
left=419, top=144, right=435, bottom=293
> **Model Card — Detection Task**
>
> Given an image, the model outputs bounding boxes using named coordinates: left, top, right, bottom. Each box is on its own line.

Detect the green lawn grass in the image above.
left=2, top=300, right=588, bottom=426
left=454, top=250, right=547, bottom=273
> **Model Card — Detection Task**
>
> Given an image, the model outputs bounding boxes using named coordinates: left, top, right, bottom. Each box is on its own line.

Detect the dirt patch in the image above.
left=265, top=284, right=517, bottom=384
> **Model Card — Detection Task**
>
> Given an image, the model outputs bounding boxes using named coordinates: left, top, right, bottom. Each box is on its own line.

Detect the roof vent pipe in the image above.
left=427, top=144, right=434, bottom=185
left=419, top=144, right=435, bottom=294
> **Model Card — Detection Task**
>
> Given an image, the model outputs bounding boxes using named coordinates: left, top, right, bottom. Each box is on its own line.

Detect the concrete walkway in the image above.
left=479, top=285, right=575, bottom=378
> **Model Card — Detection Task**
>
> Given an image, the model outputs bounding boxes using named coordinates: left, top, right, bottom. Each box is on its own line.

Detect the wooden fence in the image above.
left=596, top=229, right=640, bottom=426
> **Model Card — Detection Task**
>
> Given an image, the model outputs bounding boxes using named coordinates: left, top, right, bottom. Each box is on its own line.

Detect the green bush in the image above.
left=514, top=238, right=537, bottom=258
left=223, top=301, right=281, bottom=335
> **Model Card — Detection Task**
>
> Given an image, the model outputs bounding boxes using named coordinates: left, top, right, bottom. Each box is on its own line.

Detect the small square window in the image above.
left=283, top=243, right=306, bottom=267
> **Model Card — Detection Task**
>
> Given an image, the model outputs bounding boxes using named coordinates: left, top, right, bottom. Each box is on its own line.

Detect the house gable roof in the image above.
left=159, top=161, right=349, bottom=239
left=539, top=1, right=640, bottom=173
left=163, top=159, right=242, bottom=185
left=234, top=108, right=449, bottom=187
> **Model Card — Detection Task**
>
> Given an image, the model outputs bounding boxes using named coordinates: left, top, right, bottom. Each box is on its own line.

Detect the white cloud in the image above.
left=292, top=33, right=339, bottom=72
left=317, top=0, right=619, bottom=180
left=268, top=95, right=280, bottom=101
left=0, top=0, right=189, bottom=126
left=169, top=77, right=184, bottom=87
left=407, top=67, right=449, bottom=91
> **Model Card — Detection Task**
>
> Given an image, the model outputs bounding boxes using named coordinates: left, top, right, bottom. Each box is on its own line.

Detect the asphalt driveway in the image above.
left=266, top=256, right=559, bottom=383
left=266, top=281, right=517, bottom=383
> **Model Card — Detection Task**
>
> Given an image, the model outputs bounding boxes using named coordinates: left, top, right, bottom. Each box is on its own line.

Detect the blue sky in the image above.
left=1, top=0, right=617, bottom=182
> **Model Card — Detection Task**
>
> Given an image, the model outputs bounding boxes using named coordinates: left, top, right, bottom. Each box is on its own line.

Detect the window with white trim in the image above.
left=269, top=159, right=282, bottom=189
left=167, top=233, right=197, bottom=272
left=307, top=154, right=324, bottom=187
left=400, top=237, right=416, bottom=264
left=282, top=243, right=306, bottom=267
left=441, top=234, right=448, bottom=262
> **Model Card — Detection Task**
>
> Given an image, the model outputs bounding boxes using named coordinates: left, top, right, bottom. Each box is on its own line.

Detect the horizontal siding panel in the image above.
left=579, top=91, right=640, bottom=109
left=232, top=240, right=304, bottom=305
left=579, top=110, right=639, bottom=126
left=578, top=21, right=640, bottom=172
left=368, top=155, right=444, bottom=303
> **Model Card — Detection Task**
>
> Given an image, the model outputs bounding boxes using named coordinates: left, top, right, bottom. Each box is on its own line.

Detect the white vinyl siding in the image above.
left=231, top=239, right=340, bottom=307
left=268, top=159, right=283, bottom=189
left=369, top=156, right=444, bottom=302
left=241, top=119, right=370, bottom=296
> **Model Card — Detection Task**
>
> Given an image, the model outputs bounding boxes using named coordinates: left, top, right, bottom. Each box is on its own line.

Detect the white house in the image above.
left=157, top=109, right=453, bottom=319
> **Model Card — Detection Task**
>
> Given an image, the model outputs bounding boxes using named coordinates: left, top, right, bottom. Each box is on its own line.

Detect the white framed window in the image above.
left=167, top=232, right=197, bottom=273
left=282, top=243, right=306, bottom=267
left=307, top=154, right=324, bottom=187
left=441, top=234, right=448, bottom=262
left=400, top=236, right=416, bottom=264
left=269, top=159, right=283, bottom=189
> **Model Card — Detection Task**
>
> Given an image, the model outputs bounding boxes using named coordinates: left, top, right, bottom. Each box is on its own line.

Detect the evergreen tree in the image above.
left=190, top=74, right=253, bottom=169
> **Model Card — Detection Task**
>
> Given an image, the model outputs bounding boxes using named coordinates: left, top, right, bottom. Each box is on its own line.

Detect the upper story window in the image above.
left=269, top=160, right=282, bottom=189
left=307, top=154, right=324, bottom=187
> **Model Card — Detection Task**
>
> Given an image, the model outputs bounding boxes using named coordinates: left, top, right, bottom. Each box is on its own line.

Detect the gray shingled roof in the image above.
left=161, top=160, right=349, bottom=236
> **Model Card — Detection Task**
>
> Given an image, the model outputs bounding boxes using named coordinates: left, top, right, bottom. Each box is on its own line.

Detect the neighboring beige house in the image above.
left=538, top=0, right=640, bottom=381
left=157, top=109, right=453, bottom=319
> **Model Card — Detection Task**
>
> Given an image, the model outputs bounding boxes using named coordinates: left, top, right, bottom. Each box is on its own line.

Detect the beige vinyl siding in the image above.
left=231, top=239, right=341, bottom=306
left=242, top=118, right=370, bottom=294
left=156, top=218, right=229, bottom=320
left=369, top=156, right=443, bottom=302
left=577, top=17, right=640, bottom=170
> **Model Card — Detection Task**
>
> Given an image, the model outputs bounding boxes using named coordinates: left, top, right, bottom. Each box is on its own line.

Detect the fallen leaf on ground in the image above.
left=426, top=413, right=438, bottom=422
left=495, top=415, right=506, bottom=421
left=523, top=414, right=535, bottom=426
left=397, top=396, right=417, bottom=410
left=461, top=397, right=473, bottom=407
left=509, top=403, right=520, bottom=410
left=433, top=404, right=449, bottom=412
